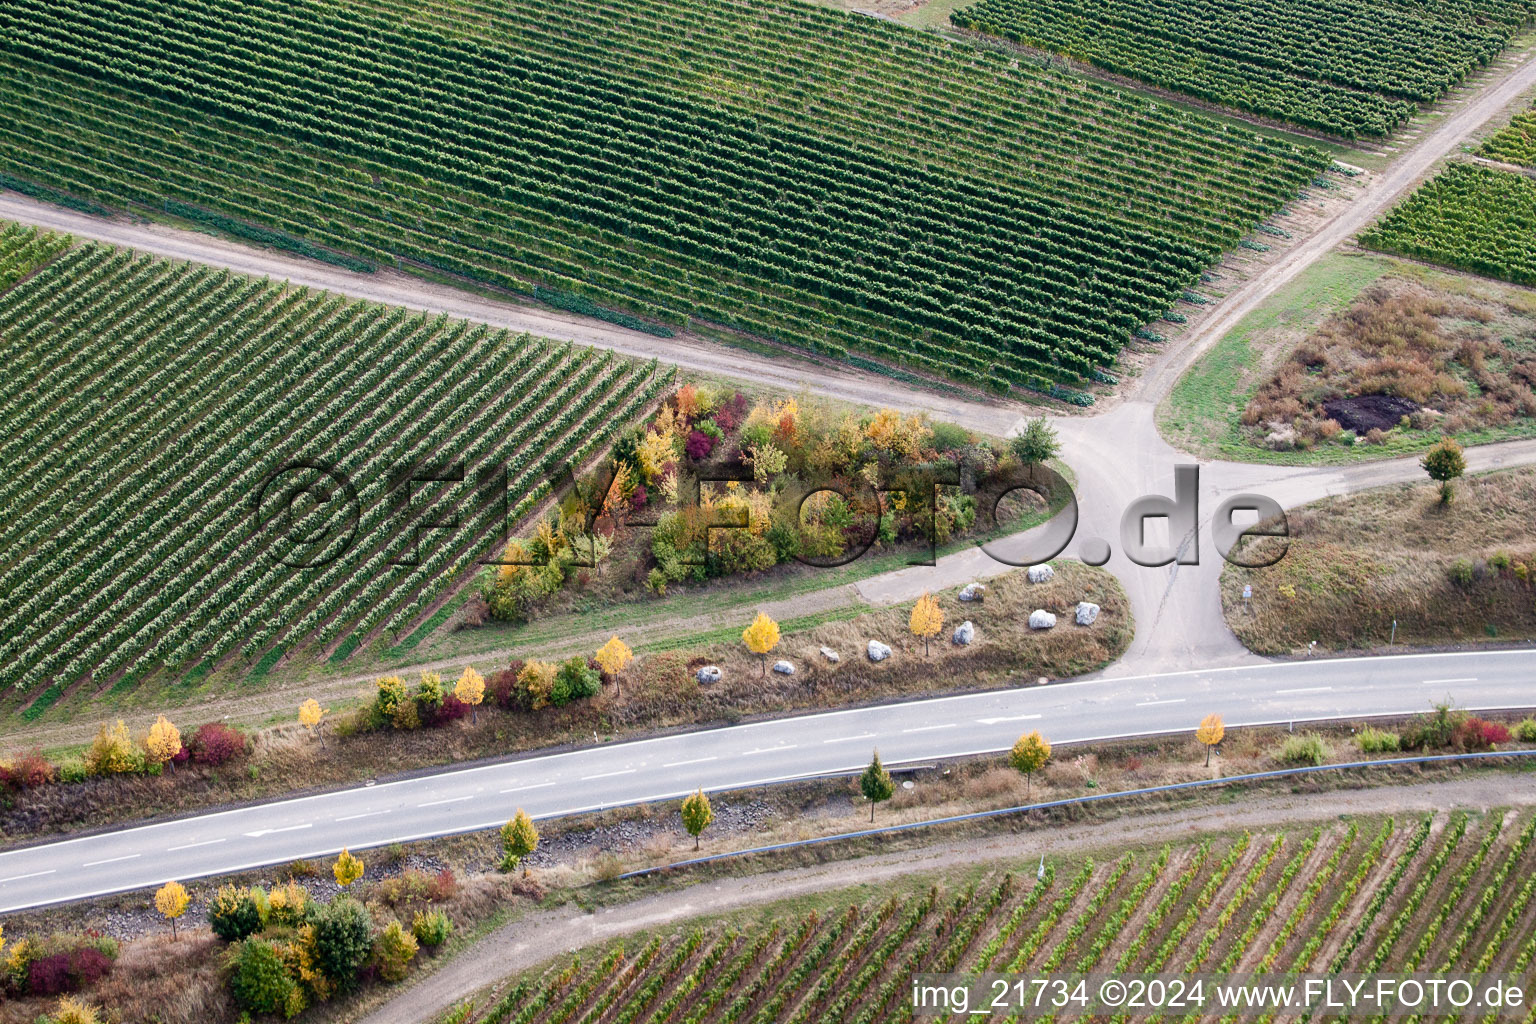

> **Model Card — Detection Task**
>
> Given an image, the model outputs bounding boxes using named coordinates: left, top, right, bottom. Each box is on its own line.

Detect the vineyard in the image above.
left=1483, top=105, right=1536, bottom=166
left=0, top=0, right=1327, bottom=394
left=467, top=812, right=1536, bottom=1024
left=0, top=226, right=669, bottom=702
left=1361, top=162, right=1536, bottom=286
left=952, top=0, right=1536, bottom=138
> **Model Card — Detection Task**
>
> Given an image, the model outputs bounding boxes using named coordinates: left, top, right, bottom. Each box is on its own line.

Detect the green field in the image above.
left=1362, top=162, right=1536, bottom=286
left=0, top=0, right=1327, bottom=396
left=0, top=225, right=668, bottom=702
left=463, top=812, right=1536, bottom=1024
left=952, top=0, right=1536, bottom=138
left=1483, top=104, right=1536, bottom=166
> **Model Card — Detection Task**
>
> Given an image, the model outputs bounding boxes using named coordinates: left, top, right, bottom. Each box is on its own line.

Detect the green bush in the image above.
left=1279, top=733, right=1327, bottom=766
left=1448, top=559, right=1475, bottom=586
left=314, top=897, right=373, bottom=990
left=230, top=938, right=300, bottom=1017
left=411, top=909, right=453, bottom=948
left=552, top=656, right=602, bottom=706
left=1356, top=727, right=1400, bottom=754
left=1401, top=702, right=1465, bottom=750
left=1516, top=718, right=1536, bottom=742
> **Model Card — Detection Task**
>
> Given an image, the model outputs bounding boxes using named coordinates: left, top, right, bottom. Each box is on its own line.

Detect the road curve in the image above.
left=1, top=647, right=1531, bottom=911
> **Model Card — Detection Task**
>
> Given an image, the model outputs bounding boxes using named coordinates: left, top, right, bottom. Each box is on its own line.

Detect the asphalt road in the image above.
left=3, top=647, right=1531, bottom=911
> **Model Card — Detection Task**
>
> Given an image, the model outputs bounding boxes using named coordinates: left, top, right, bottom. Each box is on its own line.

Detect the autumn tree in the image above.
left=454, top=666, right=486, bottom=724
left=909, top=592, right=944, bottom=656
left=594, top=636, right=634, bottom=698
left=1421, top=439, right=1466, bottom=505
left=1009, top=731, right=1052, bottom=799
left=154, top=880, right=190, bottom=939
left=144, top=714, right=181, bottom=772
left=742, top=612, right=781, bottom=676
left=1196, top=713, right=1226, bottom=767
left=680, top=788, right=714, bottom=850
left=333, top=848, right=365, bottom=888
left=860, top=751, right=895, bottom=821
left=299, top=698, right=328, bottom=748
left=501, top=809, right=540, bottom=874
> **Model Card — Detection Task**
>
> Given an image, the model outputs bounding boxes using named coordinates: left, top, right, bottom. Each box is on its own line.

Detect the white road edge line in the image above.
left=663, top=756, right=718, bottom=767
left=82, top=854, right=140, bottom=868
left=417, top=796, right=474, bottom=808
left=167, top=838, right=226, bottom=852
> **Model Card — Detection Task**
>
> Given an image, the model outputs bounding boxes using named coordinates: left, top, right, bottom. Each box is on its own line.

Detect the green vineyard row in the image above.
left=0, top=226, right=670, bottom=695
left=1361, top=161, right=1536, bottom=286
left=953, top=0, right=1536, bottom=138
left=0, top=0, right=1326, bottom=392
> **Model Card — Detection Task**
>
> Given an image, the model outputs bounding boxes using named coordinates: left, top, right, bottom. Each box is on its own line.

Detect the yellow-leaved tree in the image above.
left=455, top=666, right=486, bottom=723
left=144, top=715, right=181, bottom=773
left=909, top=592, right=944, bottom=656
left=334, top=847, right=365, bottom=887
left=154, top=880, right=189, bottom=939
left=299, top=698, right=328, bottom=748
left=1196, top=713, right=1226, bottom=767
left=742, top=612, right=780, bottom=676
left=594, top=636, right=634, bottom=697
left=680, top=789, right=713, bottom=850
left=501, top=809, right=540, bottom=875
left=1009, top=731, right=1052, bottom=799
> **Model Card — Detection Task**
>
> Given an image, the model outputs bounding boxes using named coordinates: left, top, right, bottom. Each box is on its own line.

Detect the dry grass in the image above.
left=1224, top=466, right=1536, bottom=653
left=0, top=565, right=1127, bottom=844
left=1241, top=278, right=1536, bottom=451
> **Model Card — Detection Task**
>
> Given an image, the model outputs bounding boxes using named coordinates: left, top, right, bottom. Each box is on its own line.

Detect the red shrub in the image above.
left=714, top=392, right=748, bottom=433
left=435, top=694, right=469, bottom=724
left=69, top=947, right=113, bottom=986
left=27, top=953, right=73, bottom=995
left=631, top=485, right=648, bottom=510
left=1456, top=718, right=1512, bottom=751
left=3, top=749, right=56, bottom=790
left=427, top=867, right=459, bottom=902
left=685, top=430, right=714, bottom=460
left=189, top=722, right=249, bottom=766
left=171, top=744, right=191, bottom=766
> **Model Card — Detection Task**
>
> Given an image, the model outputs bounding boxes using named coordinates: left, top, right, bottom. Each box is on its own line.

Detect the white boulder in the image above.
left=772, top=659, right=795, bottom=675
left=819, top=646, right=841, bottom=663
left=697, top=665, right=722, bottom=684
left=867, top=640, right=892, bottom=662
left=1028, top=609, right=1057, bottom=630
left=953, top=620, right=975, bottom=646
left=1075, top=601, right=1100, bottom=626
left=1027, top=564, right=1055, bottom=583
left=958, top=582, right=987, bottom=602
